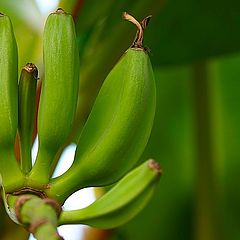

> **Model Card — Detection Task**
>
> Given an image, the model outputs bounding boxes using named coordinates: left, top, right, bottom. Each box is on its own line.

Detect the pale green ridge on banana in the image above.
left=48, top=13, right=156, bottom=203
left=59, top=160, right=161, bottom=228
left=0, top=13, right=24, bottom=192
left=29, top=8, right=79, bottom=186
left=18, top=63, right=38, bottom=174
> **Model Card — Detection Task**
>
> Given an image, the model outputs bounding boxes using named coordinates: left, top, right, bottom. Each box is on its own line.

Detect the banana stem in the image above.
left=122, top=12, right=151, bottom=49
left=8, top=194, right=62, bottom=240
left=0, top=147, right=25, bottom=192
left=28, top=147, right=55, bottom=187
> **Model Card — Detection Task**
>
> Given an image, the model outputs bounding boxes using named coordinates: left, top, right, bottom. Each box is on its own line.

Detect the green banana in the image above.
left=0, top=13, right=24, bottom=192
left=18, top=63, right=38, bottom=174
left=48, top=13, right=156, bottom=203
left=59, top=160, right=161, bottom=228
left=29, top=8, right=79, bottom=185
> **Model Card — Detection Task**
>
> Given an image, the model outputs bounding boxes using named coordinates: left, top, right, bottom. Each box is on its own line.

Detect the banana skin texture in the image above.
left=18, top=63, right=38, bottom=174
left=59, top=160, right=161, bottom=228
left=48, top=46, right=156, bottom=203
left=29, top=9, right=80, bottom=185
left=0, top=13, right=24, bottom=192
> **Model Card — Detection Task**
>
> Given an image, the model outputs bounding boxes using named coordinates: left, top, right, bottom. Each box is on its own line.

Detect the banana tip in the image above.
left=0, top=12, right=4, bottom=16
left=24, top=63, right=36, bottom=71
left=148, top=159, right=162, bottom=174
left=24, top=63, right=38, bottom=79
left=55, top=8, right=65, bottom=14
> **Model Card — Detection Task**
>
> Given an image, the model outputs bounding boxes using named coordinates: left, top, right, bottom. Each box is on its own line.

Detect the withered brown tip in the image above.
left=122, top=11, right=152, bottom=49
left=24, top=63, right=38, bottom=79
left=148, top=159, right=162, bottom=174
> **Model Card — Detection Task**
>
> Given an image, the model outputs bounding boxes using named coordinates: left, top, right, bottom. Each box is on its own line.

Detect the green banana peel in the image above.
left=0, top=13, right=24, bottom=192
left=0, top=13, right=18, bottom=147
left=18, top=63, right=38, bottom=174
left=59, top=160, right=161, bottom=228
left=29, top=8, right=80, bottom=186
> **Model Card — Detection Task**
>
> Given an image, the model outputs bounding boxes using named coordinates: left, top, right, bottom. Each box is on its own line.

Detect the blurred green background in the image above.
left=0, top=0, right=240, bottom=239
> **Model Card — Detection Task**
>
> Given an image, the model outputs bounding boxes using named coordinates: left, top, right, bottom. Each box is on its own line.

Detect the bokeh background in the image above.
left=0, top=0, right=240, bottom=239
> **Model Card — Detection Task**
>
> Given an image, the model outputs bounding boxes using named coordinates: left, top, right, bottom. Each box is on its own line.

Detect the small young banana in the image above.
left=29, top=9, right=79, bottom=185
left=48, top=12, right=156, bottom=202
left=18, top=63, right=38, bottom=174
left=0, top=13, right=24, bottom=192
left=59, top=160, right=161, bottom=228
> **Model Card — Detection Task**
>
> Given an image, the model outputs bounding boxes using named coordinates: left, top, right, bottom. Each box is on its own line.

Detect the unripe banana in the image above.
left=0, top=13, right=24, bottom=192
left=59, top=160, right=161, bottom=228
left=18, top=63, right=38, bottom=174
left=48, top=13, right=156, bottom=203
left=29, top=9, right=79, bottom=185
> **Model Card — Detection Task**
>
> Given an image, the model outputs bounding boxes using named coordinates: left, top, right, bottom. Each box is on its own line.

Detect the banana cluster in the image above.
left=0, top=9, right=161, bottom=229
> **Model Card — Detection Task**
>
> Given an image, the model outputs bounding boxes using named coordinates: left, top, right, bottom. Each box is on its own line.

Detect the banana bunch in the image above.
left=0, top=9, right=161, bottom=233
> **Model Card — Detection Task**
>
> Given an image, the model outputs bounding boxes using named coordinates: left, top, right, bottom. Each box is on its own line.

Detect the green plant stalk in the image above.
left=0, top=148, right=24, bottom=192
left=6, top=194, right=62, bottom=240
left=192, top=63, right=222, bottom=240
left=0, top=199, right=29, bottom=240
left=18, top=63, right=38, bottom=174
left=27, top=148, right=55, bottom=188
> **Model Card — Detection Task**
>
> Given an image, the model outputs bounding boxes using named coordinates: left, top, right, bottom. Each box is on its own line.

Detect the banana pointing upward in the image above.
left=48, top=12, right=156, bottom=203
left=18, top=63, right=38, bottom=174
left=59, top=160, right=161, bottom=228
left=0, top=13, right=24, bottom=192
left=29, top=8, right=80, bottom=186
